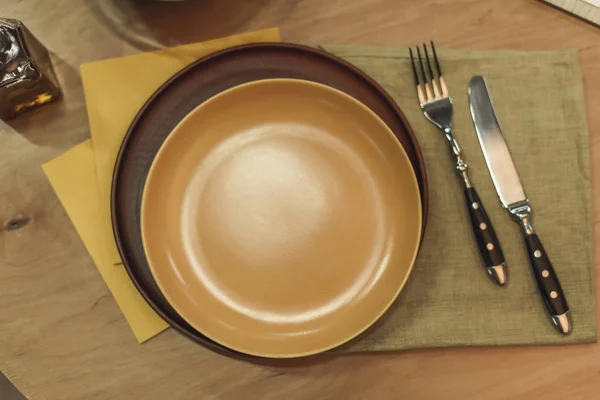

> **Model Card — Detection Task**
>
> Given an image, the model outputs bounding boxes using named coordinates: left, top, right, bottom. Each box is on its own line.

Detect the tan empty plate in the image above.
left=141, top=79, right=422, bottom=358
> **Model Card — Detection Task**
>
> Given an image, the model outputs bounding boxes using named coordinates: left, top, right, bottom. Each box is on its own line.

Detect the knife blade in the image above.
left=468, top=75, right=571, bottom=335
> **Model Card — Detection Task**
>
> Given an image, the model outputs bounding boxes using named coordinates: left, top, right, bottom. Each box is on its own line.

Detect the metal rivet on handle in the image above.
left=486, top=243, right=494, bottom=251
left=479, top=222, right=487, bottom=230
left=542, top=270, right=550, bottom=278
left=550, top=291, right=558, bottom=299
left=534, top=250, right=542, bottom=258
left=472, top=202, right=479, bottom=210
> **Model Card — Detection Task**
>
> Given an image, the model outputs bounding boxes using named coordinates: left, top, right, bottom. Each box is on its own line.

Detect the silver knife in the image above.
left=468, top=75, right=571, bottom=335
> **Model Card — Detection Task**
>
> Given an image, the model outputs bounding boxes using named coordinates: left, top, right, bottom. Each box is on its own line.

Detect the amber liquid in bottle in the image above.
left=0, top=18, right=61, bottom=120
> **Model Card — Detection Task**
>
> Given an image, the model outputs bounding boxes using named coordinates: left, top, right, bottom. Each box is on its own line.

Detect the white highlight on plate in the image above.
left=180, top=126, right=390, bottom=325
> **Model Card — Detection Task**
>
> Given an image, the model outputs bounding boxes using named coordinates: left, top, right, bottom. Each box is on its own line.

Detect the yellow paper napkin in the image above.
left=42, top=140, right=167, bottom=342
left=83, top=27, right=280, bottom=266
left=42, top=28, right=280, bottom=343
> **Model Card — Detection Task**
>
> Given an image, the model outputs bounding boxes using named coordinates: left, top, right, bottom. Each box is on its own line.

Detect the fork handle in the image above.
left=464, top=187, right=507, bottom=286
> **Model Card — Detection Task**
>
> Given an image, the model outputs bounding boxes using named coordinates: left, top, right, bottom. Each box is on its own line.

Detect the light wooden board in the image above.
left=1, top=0, right=600, bottom=399
left=542, top=0, right=600, bottom=26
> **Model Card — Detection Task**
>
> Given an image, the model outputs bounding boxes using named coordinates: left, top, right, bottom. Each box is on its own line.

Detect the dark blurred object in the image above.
left=0, top=18, right=61, bottom=120
left=0, top=371, right=26, bottom=400
left=87, top=0, right=271, bottom=51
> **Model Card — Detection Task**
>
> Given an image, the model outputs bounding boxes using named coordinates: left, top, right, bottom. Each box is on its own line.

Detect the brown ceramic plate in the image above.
left=112, top=42, right=428, bottom=358
left=141, top=79, right=422, bottom=358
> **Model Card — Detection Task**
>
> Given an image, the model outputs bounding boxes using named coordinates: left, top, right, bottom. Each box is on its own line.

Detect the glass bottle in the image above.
left=0, top=18, right=61, bottom=119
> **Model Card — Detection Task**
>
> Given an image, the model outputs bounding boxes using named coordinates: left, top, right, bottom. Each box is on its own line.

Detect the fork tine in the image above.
left=417, top=46, right=434, bottom=101
left=409, top=48, right=419, bottom=86
left=423, top=43, right=441, bottom=99
left=430, top=41, right=442, bottom=76
left=409, top=48, right=426, bottom=104
left=430, top=41, right=448, bottom=97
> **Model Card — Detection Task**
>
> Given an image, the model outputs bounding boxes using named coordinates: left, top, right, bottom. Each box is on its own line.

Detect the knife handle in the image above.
left=524, top=233, right=571, bottom=334
left=464, top=187, right=507, bottom=286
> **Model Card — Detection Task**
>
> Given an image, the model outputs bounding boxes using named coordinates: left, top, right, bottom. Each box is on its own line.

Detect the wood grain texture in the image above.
left=541, top=0, right=600, bottom=26
left=0, top=0, right=599, bottom=399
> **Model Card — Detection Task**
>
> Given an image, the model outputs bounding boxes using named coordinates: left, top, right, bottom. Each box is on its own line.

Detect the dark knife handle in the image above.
left=464, top=187, right=507, bottom=286
left=524, top=233, right=571, bottom=334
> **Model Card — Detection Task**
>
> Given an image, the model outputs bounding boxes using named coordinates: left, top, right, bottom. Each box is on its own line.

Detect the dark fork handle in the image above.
left=437, top=124, right=507, bottom=286
left=464, top=187, right=506, bottom=286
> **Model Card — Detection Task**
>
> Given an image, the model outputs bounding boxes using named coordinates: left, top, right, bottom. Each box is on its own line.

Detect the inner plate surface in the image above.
left=141, top=79, right=422, bottom=357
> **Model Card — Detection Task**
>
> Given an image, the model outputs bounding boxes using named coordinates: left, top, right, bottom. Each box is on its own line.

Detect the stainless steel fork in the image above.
left=409, top=42, right=507, bottom=286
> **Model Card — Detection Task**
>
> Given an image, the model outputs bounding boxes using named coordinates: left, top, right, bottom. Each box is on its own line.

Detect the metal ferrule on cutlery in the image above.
left=410, top=43, right=507, bottom=286
left=468, top=75, right=571, bottom=334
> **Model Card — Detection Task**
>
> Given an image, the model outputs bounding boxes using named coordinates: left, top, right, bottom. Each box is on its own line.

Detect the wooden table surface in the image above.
left=1, top=0, right=599, bottom=399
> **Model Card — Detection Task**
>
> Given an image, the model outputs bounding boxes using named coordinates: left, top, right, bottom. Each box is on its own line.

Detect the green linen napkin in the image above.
left=322, top=46, right=596, bottom=352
